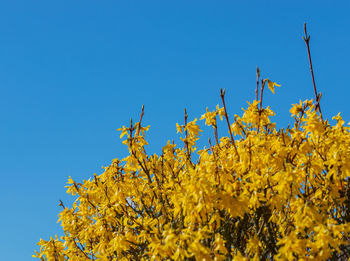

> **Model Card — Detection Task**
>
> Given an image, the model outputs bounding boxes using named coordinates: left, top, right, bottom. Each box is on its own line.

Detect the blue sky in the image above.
left=1, top=1, right=350, bottom=259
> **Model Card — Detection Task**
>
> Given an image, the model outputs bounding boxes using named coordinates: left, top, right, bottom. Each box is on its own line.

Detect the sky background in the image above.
left=1, top=1, right=350, bottom=259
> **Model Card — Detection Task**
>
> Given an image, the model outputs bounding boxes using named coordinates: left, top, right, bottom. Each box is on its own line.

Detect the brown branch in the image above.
left=303, top=23, right=324, bottom=121
left=184, top=108, right=191, bottom=159
left=73, top=238, right=91, bottom=260
left=213, top=121, right=219, bottom=146
left=130, top=150, right=153, bottom=186
left=136, top=104, right=144, bottom=136
left=259, top=79, right=266, bottom=110
left=58, top=200, right=65, bottom=209
left=86, top=194, right=97, bottom=209
left=208, top=138, right=220, bottom=185
left=256, top=67, right=260, bottom=101
left=119, top=204, right=151, bottom=232
left=220, top=88, right=240, bottom=160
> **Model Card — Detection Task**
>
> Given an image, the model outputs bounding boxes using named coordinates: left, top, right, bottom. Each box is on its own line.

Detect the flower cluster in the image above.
left=34, top=94, right=350, bottom=260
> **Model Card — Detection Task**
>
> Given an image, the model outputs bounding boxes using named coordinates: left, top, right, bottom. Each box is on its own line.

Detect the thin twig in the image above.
left=213, top=120, right=219, bottom=146
left=184, top=108, right=190, bottom=158
left=260, top=79, right=266, bottom=110
left=208, top=138, right=220, bottom=185
left=73, top=238, right=91, bottom=260
left=220, top=88, right=240, bottom=160
left=136, top=104, right=144, bottom=136
left=256, top=67, right=260, bottom=101
left=303, top=23, right=324, bottom=121
left=58, top=200, right=65, bottom=209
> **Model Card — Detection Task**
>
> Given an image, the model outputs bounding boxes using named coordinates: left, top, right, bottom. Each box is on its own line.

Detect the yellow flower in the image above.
left=266, top=79, right=281, bottom=94
left=35, top=95, right=350, bottom=261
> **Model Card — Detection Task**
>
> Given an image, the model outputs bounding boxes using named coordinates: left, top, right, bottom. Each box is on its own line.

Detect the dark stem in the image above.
left=208, top=138, right=220, bottom=185
left=259, top=79, right=266, bottom=110
left=256, top=66, right=260, bottom=101
left=136, top=104, right=144, bottom=136
left=220, top=88, right=240, bottom=160
left=73, top=238, right=91, bottom=260
left=58, top=200, right=65, bottom=209
left=184, top=108, right=191, bottom=158
left=303, top=23, right=324, bottom=121
left=214, top=121, right=219, bottom=146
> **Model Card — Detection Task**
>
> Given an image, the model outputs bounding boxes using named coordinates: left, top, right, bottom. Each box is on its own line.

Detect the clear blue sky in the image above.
left=1, top=1, right=349, bottom=259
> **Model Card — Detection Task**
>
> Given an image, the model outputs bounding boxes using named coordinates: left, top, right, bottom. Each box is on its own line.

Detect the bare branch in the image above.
left=303, top=23, right=324, bottom=121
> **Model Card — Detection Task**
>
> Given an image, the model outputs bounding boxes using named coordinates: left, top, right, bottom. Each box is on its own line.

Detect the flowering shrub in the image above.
left=33, top=80, right=350, bottom=260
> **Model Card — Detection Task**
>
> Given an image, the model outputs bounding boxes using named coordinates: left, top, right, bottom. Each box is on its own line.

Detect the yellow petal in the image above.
left=267, top=79, right=281, bottom=94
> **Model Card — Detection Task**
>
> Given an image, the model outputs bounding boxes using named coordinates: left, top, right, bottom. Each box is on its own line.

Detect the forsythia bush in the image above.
left=34, top=83, right=350, bottom=260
